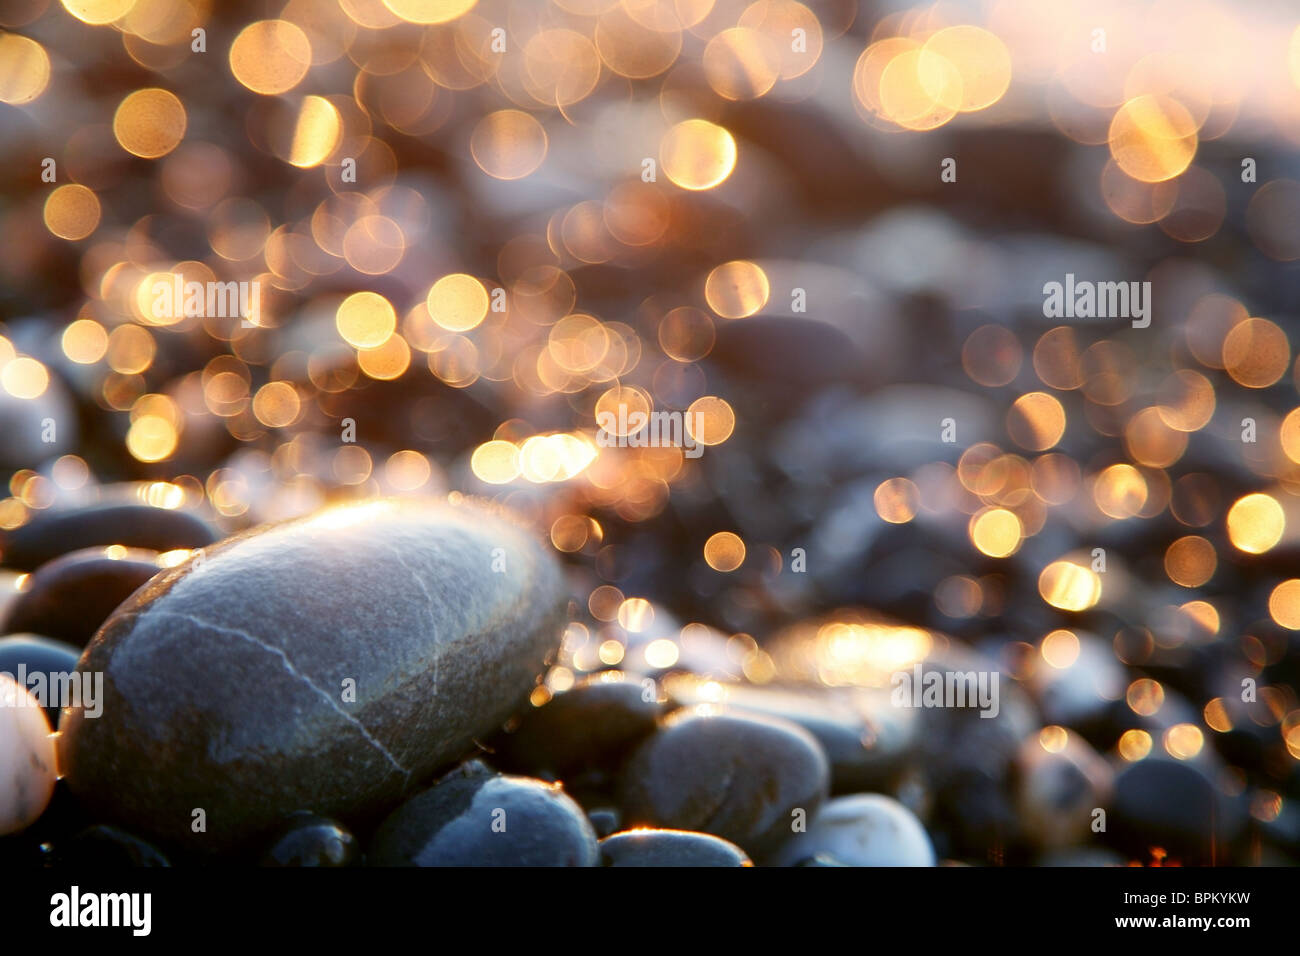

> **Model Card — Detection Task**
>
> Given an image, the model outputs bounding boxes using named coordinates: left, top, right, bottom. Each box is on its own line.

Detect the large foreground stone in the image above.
left=58, top=498, right=567, bottom=852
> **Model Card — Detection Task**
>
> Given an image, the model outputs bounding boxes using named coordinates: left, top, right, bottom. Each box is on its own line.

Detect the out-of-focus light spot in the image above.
left=0, top=357, right=48, bottom=399
left=737, top=0, right=822, bottom=81
left=598, top=639, right=624, bottom=666
left=704, top=531, right=745, bottom=571
left=471, top=439, right=520, bottom=484
left=921, top=25, right=1011, bottom=112
left=657, top=306, right=714, bottom=362
left=970, top=507, right=1021, bottom=558
left=1033, top=327, right=1082, bottom=389
left=381, top=0, right=477, bottom=24
left=550, top=514, right=592, bottom=553
left=1127, top=678, right=1165, bottom=716
left=1226, top=493, right=1284, bottom=554
left=1039, top=725, right=1069, bottom=753
left=357, top=333, right=411, bottom=380
left=43, top=184, right=101, bottom=240
left=336, top=291, right=396, bottom=349
left=1108, top=94, right=1197, bottom=183
left=1155, top=369, right=1215, bottom=432
left=874, top=477, right=918, bottom=524
left=113, top=88, right=186, bottom=158
left=1007, top=391, right=1066, bottom=451
left=1280, top=408, right=1300, bottom=464
left=251, top=382, right=300, bottom=428
left=644, top=638, right=679, bottom=669
left=1041, top=629, right=1080, bottom=669
left=878, top=48, right=961, bottom=131
left=427, top=274, right=488, bottom=331
left=1245, top=180, right=1300, bottom=262
left=229, top=20, right=312, bottom=95
left=685, top=395, right=735, bottom=445
left=1118, top=728, right=1152, bottom=761
left=705, top=260, right=768, bottom=318
left=1222, top=317, right=1289, bottom=388
left=518, top=433, right=596, bottom=482
left=51, top=455, right=89, bottom=490
left=126, top=414, right=177, bottom=462
left=523, top=28, right=601, bottom=108
left=0, top=33, right=50, bottom=105
left=288, top=95, right=341, bottom=168
left=618, top=596, right=654, bottom=632
left=342, top=215, right=405, bottom=275
left=962, top=324, right=1022, bottom=387
left=1093, top=463, right=1147, bottom=519
left=702, top=27, right=780, bottom=100
left=1203, top=698, right=1232, bottom=734
left=470, top=110, right=547, bottom=180
left=1164, top=723, right=1204, bottom=760
left=1164, top=535, right=1216, bottom=587
left=385, top=450, right=431, bottom=491
left=1039, top=560, right=1101, bottom=611
left=1125, top=406, right=1187, bottom=468
left=1268, top=579, right=1300, bottom=629
left=660, top=118, right=736, bottom=191
left=332, top=445, right=372, bottom=485
left=61, top=0, right=135, bottom=25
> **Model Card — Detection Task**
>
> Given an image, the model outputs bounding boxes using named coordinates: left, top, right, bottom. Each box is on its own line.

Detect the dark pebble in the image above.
left=58, top=498, right=567, bottom=853
left=55, top=825, right=171, bottom=867
left=599, top=829, right=751, bottom=867
left=0, top=635, right=82, bottom=728
left=0, top=501, right=217, bottom=572
left=0, top=547, right=160, bottom=647
left=261, top=814, right=358, bottom=867
left=369, top=763, right=598, bottom=866
left=618, top=709, right=830, bottom=860
left=489, top=671, right=666, bottom=776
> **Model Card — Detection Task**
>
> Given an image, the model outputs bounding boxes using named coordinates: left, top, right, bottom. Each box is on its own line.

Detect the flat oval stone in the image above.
left=618, top=709, right=830, bottom=860
left=771, top=794, right=936, bottom=867
left=1, top=547, right=161, bottom=647
left=489, top=671, right=665, bottom=776
left=261, top=813, right=358, bottom=867
left=0, top=673, right=57, bottom=836
left=600, top=829, right=751, bottom=867
left=58, top=498, right=567, bottom=853
left=0, top=501, right=217, bottom=572
left=369, top=763, right=598, bottom=866
left=0, top=635, right=83, bottom=728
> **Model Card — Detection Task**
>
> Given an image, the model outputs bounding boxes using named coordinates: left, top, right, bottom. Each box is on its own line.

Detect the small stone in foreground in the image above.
left=0, top=674, right=56, bottom=836
left=369, top=763, right=598, bottom=867
left=771, top=794, right=936, bottom=867
left=600, top=829, right=752, bottom=867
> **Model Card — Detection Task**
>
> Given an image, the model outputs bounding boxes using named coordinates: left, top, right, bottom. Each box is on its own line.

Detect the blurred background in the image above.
left=1, top=0, right=1299, bottom=865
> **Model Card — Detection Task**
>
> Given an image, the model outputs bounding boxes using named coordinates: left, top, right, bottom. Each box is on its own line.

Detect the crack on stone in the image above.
left=150, top=610, right=411, bottom=781
left=385, top=540, right=440, bottom=700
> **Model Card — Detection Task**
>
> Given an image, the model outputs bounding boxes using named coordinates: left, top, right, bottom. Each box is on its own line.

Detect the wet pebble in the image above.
left=262, top=814, right=358, bottom=867
left=0, top=635, right=82, bottom=728
left=58, top=498, right=568, bottom=852
left=771, top=794, right=936, bottom=867
left=1014, top=731, right=1113, bottom=851
left=0, top=547, right=160, bottom=647
left=490, top=671, right=666, bottom=777
left=0, top=673, right=57, bottom=836
left=0, top=500, right=216, bottom=572
left=369, top=763, right=598, bottom=866
left=599, top=829, right=751, bottom=867
left=619, top=709, right=830, bottom=860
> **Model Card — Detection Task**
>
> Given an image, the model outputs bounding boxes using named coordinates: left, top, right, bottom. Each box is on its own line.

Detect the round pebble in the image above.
left=58, top=498, right=567, bottom=853
left=0, top=635, right=83, bottom=728
left=618, top=709, right=830, bottom=860
left=600, top=828, right=751, bottom=866
left=262, top=813, right=358, bottom=867
left=0, top=547, right=160, bottom=647
left=0, top=500, right=216, bottom=572
left=771, top=794, right=936, bottom=867
left=369, top=763, right=598, bottom=866
left=0, top=673, right=57, bottom=836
